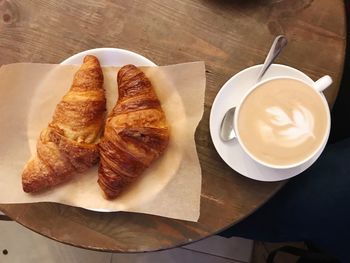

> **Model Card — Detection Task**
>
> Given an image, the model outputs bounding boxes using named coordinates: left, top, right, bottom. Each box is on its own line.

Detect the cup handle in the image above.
left=314, top=75, right=333, bottom=92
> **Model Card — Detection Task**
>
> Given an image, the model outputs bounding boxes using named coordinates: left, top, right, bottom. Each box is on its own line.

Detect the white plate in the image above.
left=61, top=47, right=156, bottom=66
left=209, top=64, right=327, bottom=181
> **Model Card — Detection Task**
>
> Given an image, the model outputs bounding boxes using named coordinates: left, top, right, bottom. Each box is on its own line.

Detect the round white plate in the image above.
left=209, top=64, right=327, bottom=181
left=61, top=47, right=156, bottom=66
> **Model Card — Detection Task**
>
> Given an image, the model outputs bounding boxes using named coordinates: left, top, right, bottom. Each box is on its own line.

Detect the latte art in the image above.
left=259, top=104, right=316, bottom=147
left=237, top=78, right=329, bottom=167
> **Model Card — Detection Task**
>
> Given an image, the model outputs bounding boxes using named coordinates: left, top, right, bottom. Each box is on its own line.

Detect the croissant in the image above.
left=98, top=65, right=170, bottom=199
left=22, top=55, right=106, bottom=193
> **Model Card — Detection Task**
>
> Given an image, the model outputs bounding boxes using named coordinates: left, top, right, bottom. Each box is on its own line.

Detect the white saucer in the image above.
left=209, top=64, right=327, bottom=181
left=61, top=47, right=156, bottom=66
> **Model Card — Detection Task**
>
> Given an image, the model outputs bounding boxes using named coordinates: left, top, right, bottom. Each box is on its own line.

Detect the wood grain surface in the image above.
left=0, top=0, right=346, bottom=252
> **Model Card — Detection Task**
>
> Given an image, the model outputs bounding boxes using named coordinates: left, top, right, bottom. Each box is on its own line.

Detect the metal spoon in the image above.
left=220, top=35, right=288, bottom=142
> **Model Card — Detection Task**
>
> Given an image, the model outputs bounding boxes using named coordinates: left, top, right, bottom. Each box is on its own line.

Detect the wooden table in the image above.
left=0, top=0, right=346, bottom=252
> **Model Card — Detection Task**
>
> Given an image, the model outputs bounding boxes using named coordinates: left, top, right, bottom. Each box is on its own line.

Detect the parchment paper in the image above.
left=0, top=62, right=205, bottom=222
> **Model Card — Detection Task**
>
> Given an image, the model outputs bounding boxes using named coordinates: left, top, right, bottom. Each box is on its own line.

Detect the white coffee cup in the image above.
left=233, top=74, right=332, bottom=169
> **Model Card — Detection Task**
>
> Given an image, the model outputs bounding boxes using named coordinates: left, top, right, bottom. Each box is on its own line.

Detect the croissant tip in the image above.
left=22, top=179, right=37, bottom=193
left=83, top=55, right=98, bottom=63
left=121, top=64, right=137, bottom=70
left=102, top=192, right=116, bottom=200
left=97, top=178, right=121, bottom=199
left=118, top=64, right=138, bottom=80
left=22, top=184, right=31, bottom=193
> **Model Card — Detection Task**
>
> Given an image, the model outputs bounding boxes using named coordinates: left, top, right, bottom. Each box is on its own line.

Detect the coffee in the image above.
left=237, top=78, right=329, bottom=167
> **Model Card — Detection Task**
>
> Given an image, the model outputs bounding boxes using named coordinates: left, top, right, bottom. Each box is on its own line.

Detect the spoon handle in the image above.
left=257, top=35, right=288, bottom=82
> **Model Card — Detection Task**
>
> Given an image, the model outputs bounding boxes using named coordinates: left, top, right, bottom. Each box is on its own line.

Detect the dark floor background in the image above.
left=328, top=2, right=349, bottom=143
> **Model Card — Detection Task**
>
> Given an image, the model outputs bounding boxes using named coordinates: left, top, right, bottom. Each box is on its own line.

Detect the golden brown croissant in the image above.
left=98, top=65, right=170, bottom=199
left=22, top=55, right=106, bottom=193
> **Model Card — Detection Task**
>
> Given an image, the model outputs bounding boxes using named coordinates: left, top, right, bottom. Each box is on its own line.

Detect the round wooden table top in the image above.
left=0, top=0, right=346, bottom=252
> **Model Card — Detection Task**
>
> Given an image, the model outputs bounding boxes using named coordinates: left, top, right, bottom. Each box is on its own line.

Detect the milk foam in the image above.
left=258, top=104, right=316, bottom=147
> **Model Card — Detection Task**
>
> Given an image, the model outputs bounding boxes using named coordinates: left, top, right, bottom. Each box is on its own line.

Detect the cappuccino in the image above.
left=237, top=78, right=329, bottom=167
